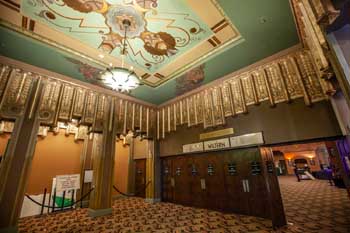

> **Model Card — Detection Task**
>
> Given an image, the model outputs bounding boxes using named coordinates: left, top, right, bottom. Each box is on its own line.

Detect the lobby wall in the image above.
left=0, top=133, right=11, bottom=158
left=26, top=129, right=83, bottom=195
left=0, top=130, right=149, bottom=196
left=160, top=99, right=342, bottom=156
left=113, top=141, right=130, bottom=196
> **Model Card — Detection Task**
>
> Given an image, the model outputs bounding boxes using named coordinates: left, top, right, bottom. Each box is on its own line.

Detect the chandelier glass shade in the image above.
left=100, top=67, right=140, bottom=92
left=99, top=19, right=141, bottom=93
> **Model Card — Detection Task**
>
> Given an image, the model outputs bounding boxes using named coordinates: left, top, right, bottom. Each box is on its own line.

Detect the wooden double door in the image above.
left=161, top=148, right=271, bottom=219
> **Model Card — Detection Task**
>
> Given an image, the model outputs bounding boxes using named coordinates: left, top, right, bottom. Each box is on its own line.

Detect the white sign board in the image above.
left=84, top=170, right=93, bottom=183
left=55, top=174, right=80, bottom=192
left=204, top=138, right=230, bottom=151
left=230, top=132, right=264, bottom=148
left=183, top=142, right=204, bottom=153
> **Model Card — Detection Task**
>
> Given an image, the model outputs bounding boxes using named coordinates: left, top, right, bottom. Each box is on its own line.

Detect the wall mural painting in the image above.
left=64, top=56, right=105, bottom=85
left=175, top=64, right=205, bottom=96
left=21, top=0, right=213, bottom=73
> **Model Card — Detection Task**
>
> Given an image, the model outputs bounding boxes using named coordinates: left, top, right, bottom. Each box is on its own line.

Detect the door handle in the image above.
left=200, top=179, right=206, bottom=190
left=242, top=180, right=247, bottom=192
left=242, top=179, right=250, bottom=192
left=245, top=180, right=250, bottom=192
left=171, top=178, right=175, bottom=187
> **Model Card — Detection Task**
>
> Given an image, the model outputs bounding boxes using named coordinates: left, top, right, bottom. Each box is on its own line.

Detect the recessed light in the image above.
left=98, top=54, right=104, bottom=59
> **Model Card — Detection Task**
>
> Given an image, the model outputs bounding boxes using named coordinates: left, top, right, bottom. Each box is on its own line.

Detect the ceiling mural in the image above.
left=0, top=0, right=299, bottom=104
left=64, top=56, right=103, bottom=82
left=65, top=54, right=205, bottom=96
left=175, top=64, right=205, bottom=96
left=21, top=0, right=239, bottom=86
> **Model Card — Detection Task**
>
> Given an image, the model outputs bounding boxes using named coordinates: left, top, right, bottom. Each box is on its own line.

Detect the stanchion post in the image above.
left=40, top=188, right=47, bottom=215
left=52, top=188, right=56, bottom=212
left=47, top=191, right=51, bottom=214
left=71, top=190, right=75, bottom=209
left=80, top=185, right=84, bottom=208
left=61, top=191, right=66, bottom=211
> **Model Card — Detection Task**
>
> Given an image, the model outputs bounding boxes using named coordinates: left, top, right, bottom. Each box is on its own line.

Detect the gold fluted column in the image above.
left=145, top=140, right=161, bottom=203
left=0, top=78, right=44, bottom=233
left=127, top=138, right=135, bottom=195
left=88, top=97, right=116, bottom=217
left=79, top=134, right=94, bottom=207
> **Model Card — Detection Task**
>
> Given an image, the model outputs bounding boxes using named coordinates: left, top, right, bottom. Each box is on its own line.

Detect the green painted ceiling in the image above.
left=0, top=0, right=299, bottom=105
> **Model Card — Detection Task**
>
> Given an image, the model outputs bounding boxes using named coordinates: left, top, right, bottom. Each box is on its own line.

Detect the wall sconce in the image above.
left=287, top=158, right=293, bottom=166
left=308, top=155, right=316, bottom=165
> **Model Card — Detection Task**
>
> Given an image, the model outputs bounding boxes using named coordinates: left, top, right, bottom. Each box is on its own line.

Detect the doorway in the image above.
left=271, top=139, right=350, bottom=232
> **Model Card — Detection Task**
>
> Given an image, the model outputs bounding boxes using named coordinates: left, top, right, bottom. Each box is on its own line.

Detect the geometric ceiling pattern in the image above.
left=21, top=0, right=241, bottom=86
left=0, top=0, right=299, bottom=104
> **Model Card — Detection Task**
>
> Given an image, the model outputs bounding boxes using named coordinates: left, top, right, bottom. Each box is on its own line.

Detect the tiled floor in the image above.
left=18, top=176, right=350, bottom=232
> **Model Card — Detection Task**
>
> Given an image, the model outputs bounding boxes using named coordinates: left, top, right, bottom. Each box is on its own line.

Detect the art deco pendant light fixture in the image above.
left=98, top=19, right=142, bottom=93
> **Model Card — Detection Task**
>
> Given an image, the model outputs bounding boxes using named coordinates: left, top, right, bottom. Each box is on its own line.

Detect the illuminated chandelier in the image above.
left=98, top=19, right=142, bottom=93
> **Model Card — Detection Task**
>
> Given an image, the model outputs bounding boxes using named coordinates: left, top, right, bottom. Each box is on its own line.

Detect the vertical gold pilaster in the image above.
left=0, top=77, right=44, bottom=231
left=145, top=140, right=155, bottom=202
left=291, top=57, right=312, bottom=106
left=88, top=97, right=116, bottom=217
left=277, top=63, right=291, bottom=102
left=263, top=69, right=276, bottom=106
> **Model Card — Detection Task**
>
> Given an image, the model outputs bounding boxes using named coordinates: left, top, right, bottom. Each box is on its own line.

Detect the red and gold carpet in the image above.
left=18, top=176, right=350, bottom=232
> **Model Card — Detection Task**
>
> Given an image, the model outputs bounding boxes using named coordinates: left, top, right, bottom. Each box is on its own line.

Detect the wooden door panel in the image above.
left=135, top=159, right=146, bottom=198
left=222, top=151, right=243, bottom=213
left=160, top=148, right=272, bottom=220
left=161, top=158, right=174, bottom=202
left=203, top=154, right=226, bottom=211
left=245, top=148, right=270, bottom=218
left=189, top=155, right=207, bottom=208
left=173, top=156, right=191, bottom=206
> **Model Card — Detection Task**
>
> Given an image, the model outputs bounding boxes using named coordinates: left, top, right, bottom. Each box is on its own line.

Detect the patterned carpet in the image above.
left=18, top=176, right=350, bottom=233
left=279, top=176, right=350, bottom=233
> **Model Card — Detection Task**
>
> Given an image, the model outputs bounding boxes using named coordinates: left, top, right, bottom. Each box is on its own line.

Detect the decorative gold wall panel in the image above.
left=0, top=65, right=11, bottom=102
left=194, top=93, right=204, bottom=124
left=220, top=83, right=234, bottom=117
left=0, top=64, right=156, bottom=139
left=115, top=99, right=125, bottom=135
left=72, top=88, right=86, bottom=119
left=58, top=85, right=75, bottom=122
left=211, top=87, right=225, bottom=126
left=81, top=91, right=97, bottom=125
left=158, top=48, right=329, bottom=140
left=241, top=75, right=256, bottom=105
left=0, top=69, right=34, bottom=118
left=203, top=90, right=214, bottom=129
left=267, top=64, right=289, bottom=103
left=0, top=46, right=332, bottom=141
left=251, top=70, right=269, bottom=102
left=181, top=99, right=188, bottom=125
left=38, top=80, right=62, bottom=125
left=93, top=95, right=107, bottom=132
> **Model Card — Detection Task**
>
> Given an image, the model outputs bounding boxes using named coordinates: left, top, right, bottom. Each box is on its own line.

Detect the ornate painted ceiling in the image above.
left=0, top=0, right=299, bottom=104
left=20, top=0, right=240, bottom=86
